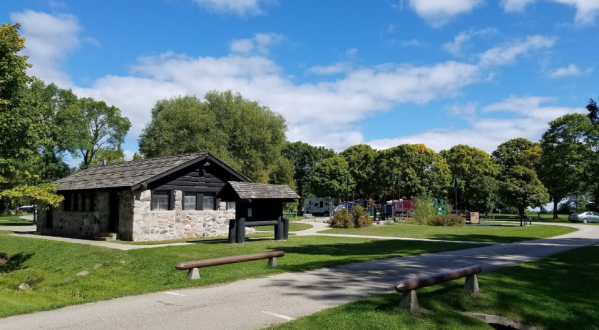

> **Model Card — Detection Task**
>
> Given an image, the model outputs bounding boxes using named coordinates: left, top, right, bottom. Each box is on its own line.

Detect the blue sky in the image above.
left=3, top=0, right=599, bottom=162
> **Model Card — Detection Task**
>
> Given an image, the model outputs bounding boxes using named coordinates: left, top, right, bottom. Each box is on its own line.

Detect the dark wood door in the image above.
left=109, top=192, right=119, bottom=232
left=46, top=206, right=53, bottom=229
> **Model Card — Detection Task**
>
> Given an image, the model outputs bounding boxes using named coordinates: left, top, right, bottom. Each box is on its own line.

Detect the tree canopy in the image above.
left=139, top=91, right=287, bottom=182
left=499, top=165, right=549, bottom=225
left=339, top=144, right=378, bottom=199
left=281, top=141, right=335, bottom=202
left=308, top=156, right=349, bottom=200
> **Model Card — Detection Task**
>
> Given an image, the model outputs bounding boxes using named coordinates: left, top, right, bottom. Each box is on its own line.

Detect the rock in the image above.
left=18, top=283, right=30, bottom=290
left=63, top=277, right=74, bottom=283
left=76, top=270, right=89, bottom=277
left=94, top=264, right=102, bottom=269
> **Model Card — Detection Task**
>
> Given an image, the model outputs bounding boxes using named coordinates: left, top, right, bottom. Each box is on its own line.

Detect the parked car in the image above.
left=568, top=211, right=599, bottom=223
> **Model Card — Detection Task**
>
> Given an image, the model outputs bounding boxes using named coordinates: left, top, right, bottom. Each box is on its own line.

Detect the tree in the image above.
left=588, top=98, right=598, bottom=125
left=377, top=144, right=451, bottom=199
left=75, top=98, right=131, bottom=169
left=492, top=138, right=542, bottom=176
left=0, top=23, right=62, bottom=208
left=539, top=114, right=593, bottom=218
left=308, top=156, right=349, bottom=200
left=339, top=144, right=378, bottom=199
left=268, top=157, right=296, bottom=189
left=499, top=166, right=549, bottom=226
left=281, top=141, right=335, bottom=204
left=440, top=145, right=500, bottom=212
left=139, top=92, right=287, bottom=182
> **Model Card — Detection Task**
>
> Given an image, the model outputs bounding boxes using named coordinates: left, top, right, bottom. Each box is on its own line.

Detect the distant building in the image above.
left=36, top=152, right=255, bottom=241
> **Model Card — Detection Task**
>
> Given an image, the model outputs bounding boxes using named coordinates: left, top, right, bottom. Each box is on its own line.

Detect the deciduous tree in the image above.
left=308, top=156, right=349, bottom=200
left=281, top=141, right=335, bottom=202
left=339, top=144, right=378, bottom=199
left=499, top=166, right=549, bottom=225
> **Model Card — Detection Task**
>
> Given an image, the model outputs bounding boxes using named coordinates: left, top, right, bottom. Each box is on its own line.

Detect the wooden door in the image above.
left=109, top=192, right=119, bottom=232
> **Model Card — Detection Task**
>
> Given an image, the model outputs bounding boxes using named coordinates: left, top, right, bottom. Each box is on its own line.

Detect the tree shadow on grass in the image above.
left=0, top=221, right=33, bottom=227
left=0, top=252, right=35, bottom=273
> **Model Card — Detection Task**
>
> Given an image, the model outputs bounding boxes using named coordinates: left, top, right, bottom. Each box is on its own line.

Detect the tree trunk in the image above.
left=553, top=198, right=559, bottom=219
left=519, top=207, right=525, bottom=226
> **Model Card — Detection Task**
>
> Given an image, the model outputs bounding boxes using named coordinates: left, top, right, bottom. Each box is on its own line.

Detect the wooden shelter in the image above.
left=216, top=182, right=300, bottom=243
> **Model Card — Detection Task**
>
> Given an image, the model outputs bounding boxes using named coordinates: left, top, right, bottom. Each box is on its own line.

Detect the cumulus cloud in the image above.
left=446, top=102, right=477, bottom=116
left=230, top=32, right=284, bottom=55
left=549, top=64, right=581, bottom=78
left=192, top=0, right=275, bottom=16
left=478, top=35, right=556, bottom=66
left=15, top=11, right=563, bottom=152
left=442, top=28, right=498, bottom=56
left=10, top=10, right=81, bottom=87
left=407, top=0, right=484, bottom=27
left=368, top=96, right=585, bottom=152
left=502, top=0, right=599, bottom=25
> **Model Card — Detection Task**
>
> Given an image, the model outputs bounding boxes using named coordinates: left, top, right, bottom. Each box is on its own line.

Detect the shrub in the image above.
left=413, top=196, right=436, bottom=225
left=428, top=215, right=465, bottom=227
left=351, top=205, right=372, bottom=228
left=329, top=208, right=353, bottom=228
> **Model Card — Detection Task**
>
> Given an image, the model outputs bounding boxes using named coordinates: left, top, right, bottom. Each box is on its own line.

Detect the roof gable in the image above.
left=55, top=152, right=251, bottom=191
left=216, top=182, right=299, bottom=202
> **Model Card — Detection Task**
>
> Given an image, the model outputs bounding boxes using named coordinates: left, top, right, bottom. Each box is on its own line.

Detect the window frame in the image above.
left=151, top=190, right=171, bottom=211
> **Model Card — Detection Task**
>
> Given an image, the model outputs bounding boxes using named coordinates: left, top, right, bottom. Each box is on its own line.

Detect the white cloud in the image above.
left=10, top=10, right=81, bottom=86
left=502, top=0, right=599, bottom=25
left=549, top=64, right=581, bottom=78
left=17, top=11, right=562, bottom=152
left=230, top=32, right=283, bottom=55
left=123, top=150, right=136, bottom=161
left=308, top=62, right=354, bottom=75
left=192, top=0, right=275, bottom=16
left=407, top=0, right=484, bottom=27
left=478, top=35, right=556, bottom=66
left=446, top=102, right=477, bottom=116
left=368, top=96, right=585, bottom=152
left=442, top=28, right=498, bottom=56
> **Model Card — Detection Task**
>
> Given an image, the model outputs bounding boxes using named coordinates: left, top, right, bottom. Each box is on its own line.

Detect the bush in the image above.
left=329, top=206, right=373, bottom=229
left=329, top=208, right=353, bottom=229
left=428, top=215, right=465, bottom=227
left=413, top=196, right=436, bottom=225
left=351, top=205, right=372, bottom=228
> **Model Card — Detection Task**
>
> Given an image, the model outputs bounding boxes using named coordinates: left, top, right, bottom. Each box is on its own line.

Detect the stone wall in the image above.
left=36, top=192, right=112, bottom=239
left=131, top=190, right=254, bottom=241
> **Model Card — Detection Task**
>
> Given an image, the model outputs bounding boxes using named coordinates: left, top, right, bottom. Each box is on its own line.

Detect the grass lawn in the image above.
left=268, top=245, right=599, bottom=330
left=320, top=223, right=577, bottom=243
left=115, top=232, right=293, bottom=245
left=0, top=231, right=480, bottom=318
left=0, top=215, right=33, bottom=227
left=259, top=222, right=313, bottom=232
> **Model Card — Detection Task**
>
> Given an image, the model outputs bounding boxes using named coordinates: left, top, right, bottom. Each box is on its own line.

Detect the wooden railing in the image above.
left=176, top=251, right=285, bottom=280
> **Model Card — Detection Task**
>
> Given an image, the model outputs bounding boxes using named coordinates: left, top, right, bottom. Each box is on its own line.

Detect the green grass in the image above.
left=268, top=245, right=599, bottom=330
left=0, top=215, right=33, bottom=227
left=320, top=223, right=577, bottom=243
left=489, top=213, right=599, bottom=225
left=259, top=222, right=313, bottom=232
left=115, top=232, right=292, bottom=245
left=0, top=231, right=479, bottom=318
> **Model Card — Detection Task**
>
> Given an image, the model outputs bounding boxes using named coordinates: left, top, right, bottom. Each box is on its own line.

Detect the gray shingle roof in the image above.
left=224, top=182, right=299, bottom=200
left=55, top=152, right=209, bottom=191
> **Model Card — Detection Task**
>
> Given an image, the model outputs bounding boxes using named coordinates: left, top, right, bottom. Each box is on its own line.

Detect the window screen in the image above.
left=184, top=192, right=197, bottom=210
left=151, top=191, right=169, bottom=210
left=203, top=195, right=215, bottom=210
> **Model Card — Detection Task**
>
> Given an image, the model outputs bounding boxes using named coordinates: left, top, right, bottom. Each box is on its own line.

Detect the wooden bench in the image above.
left=395, top=265, right=482, bottom=311
left=176, top=251, right=285, bottom=280
left=304, top=213, right=314, bottom=219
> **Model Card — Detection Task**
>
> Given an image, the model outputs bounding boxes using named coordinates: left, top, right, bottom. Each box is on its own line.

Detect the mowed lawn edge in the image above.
left=319, top=223, right=577, bottom=243
left=266, top=245, right=599, bottom=330
left=0, top=231, right=481, bottom=318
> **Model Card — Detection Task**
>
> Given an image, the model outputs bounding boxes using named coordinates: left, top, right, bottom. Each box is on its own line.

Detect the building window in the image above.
left=203, top=195, right=215, bottom=211
left=63, top=193, right=72, bottom=211
left=151, top=191, right=169, bottom=210
left=227, top=202, right=236, bottom=211
left=184, top=192, right=197, bottom=210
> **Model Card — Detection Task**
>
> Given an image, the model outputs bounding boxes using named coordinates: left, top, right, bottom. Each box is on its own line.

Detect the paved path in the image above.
left=1, top=223, right=597, bottom=330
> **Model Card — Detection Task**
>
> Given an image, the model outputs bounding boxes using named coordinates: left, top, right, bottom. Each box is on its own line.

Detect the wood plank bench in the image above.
left=395, top=265, right=482, bottom=311
left=175, top=251, right=285, bottom=280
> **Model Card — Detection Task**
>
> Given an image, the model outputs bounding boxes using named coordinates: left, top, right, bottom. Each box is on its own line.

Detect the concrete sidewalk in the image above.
left=1, top=223, right=597, bottom=330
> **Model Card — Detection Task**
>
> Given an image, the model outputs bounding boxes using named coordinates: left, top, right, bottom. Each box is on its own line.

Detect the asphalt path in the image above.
left=0, top=223, right=597, bottom=330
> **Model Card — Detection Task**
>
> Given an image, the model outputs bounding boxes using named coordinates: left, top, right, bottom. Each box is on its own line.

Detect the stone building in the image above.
left=36, top=152, right=257, bottom=241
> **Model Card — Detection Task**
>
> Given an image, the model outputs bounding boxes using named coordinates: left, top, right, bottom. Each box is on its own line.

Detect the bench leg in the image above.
left=464, top=274, right=479, bottom=293
left=187, top=268, right=200, bottom=280
left=267, top=257, right=278, bottom=267
left=399, top=290, right=419, bottom=312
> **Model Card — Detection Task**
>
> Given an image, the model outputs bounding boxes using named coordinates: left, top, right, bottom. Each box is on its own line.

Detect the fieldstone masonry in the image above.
left=131, top=190, right=254, bottom=241
left=38, top=189, right=253, bottom=241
